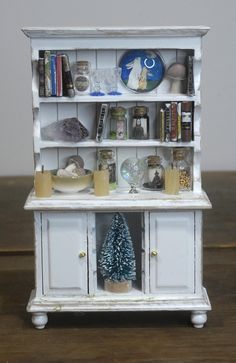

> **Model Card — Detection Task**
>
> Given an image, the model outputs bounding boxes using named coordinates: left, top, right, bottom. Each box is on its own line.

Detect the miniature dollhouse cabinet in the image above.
left=22, top=27, right=211, bottom=329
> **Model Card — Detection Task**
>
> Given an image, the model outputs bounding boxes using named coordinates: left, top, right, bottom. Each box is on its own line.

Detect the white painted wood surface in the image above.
left=36, top=94, right=199, bottom=103
left=194, top=210, right=204, bottom=295
left=34, top=212, right=43, bottom=297
left=149, top=212, right=194, bottom=293
left=42, top=212, right=88, bottom=296
left=25, top=189, right=211, bottom=211
left=22, top=26, right=210, bottom=39
left=23, top=26, right=211, bottom=328
left=27, top=287, right=211, bottom=312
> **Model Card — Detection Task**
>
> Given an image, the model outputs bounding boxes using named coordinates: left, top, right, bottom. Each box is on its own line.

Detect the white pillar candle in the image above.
left=94, top=170, right=109, bottom=196
left=164, top=168, right=179, bottom=195
left=34, top=170, right=52, bottom=198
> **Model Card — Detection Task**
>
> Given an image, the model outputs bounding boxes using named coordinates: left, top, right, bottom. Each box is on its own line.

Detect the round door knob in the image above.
left=79, top=251, right=86, bottom=258
left=151, top=250, right=158, bottom=257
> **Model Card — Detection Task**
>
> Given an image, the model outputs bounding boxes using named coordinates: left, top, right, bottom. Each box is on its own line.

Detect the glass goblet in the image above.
left=106, top=67, right=122, bottom=95
left=90, top=69, right=105, bottom=96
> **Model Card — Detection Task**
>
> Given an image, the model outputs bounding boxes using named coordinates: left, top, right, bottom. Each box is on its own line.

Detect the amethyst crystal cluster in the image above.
left=41, top=117, right=89, bottom=142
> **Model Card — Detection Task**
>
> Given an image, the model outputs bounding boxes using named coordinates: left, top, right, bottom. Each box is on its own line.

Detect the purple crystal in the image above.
left=41, top=117, right=89, bottom=142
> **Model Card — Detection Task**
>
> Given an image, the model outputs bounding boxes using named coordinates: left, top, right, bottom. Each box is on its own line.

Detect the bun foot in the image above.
left=32, top=312, right=48, bottom=329
left=191, top=311, right=207, bottom=328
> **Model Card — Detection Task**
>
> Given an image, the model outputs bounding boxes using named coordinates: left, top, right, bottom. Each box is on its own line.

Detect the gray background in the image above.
left=0, top=0, right=235, bottom=176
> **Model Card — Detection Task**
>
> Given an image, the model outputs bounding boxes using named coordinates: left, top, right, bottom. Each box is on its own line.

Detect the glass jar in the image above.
left=110, top=107, right=127, bottom=140
left=147, top=155, right=164, bottom=190
left=74, top=61, right=90, bottom=95
left=173, top=148, right=192, bottom=191
left=132, top=106, right=149, bottom=140
left=98, top=149, right=116, bottom=189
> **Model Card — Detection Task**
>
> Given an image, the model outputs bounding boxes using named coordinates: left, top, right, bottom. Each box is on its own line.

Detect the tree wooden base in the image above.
left=104, top=280, right=132, bottom=293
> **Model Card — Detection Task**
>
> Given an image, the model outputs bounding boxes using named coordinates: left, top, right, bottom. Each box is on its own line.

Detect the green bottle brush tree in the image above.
left=99, top=212, right=136, bottom=293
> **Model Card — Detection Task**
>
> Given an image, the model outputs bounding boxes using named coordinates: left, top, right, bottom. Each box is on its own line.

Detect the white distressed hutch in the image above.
left=22, top=27, right=211, bottom=329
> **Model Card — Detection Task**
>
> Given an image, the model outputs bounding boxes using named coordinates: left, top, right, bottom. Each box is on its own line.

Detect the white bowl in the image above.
left=52, top=169, right=93, bottom=193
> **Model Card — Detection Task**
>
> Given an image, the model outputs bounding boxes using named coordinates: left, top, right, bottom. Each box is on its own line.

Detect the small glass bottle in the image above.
left=98, top=149, right=116, bottom=190
left=147, top=155, right=164, bottom=190
left=74, top=61, right=90, bottom=95
left=173, top=148, right=192, bottom=191
left=132, top=106, right=149, bottom=140
left=110, top=107, right=127, bottom=140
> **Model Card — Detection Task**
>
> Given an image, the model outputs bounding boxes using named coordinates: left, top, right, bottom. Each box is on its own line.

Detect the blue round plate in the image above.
left=119, top=50, right=165, bottom=93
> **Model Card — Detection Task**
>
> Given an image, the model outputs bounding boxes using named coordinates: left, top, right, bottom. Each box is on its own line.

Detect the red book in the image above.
left=170, top=102, right=178, bottom=142
left=56, top=55, right=63, bottom=97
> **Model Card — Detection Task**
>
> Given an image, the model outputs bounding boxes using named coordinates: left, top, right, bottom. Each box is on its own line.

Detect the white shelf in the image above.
left=39, top=139, right=196, bottom=149
left=36, top=93, right=198, bottom=105
left=24, top=189, right=212, bottom=211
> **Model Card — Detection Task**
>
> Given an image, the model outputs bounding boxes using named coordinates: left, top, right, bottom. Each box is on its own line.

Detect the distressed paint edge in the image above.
left=27, top=287, right=211, bottom=312
left=22, top=26, right=210, bottom=39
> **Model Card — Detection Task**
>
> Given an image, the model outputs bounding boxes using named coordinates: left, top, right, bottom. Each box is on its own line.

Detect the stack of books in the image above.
left=38, top=50, right=75, bottom=97
left=159, top=101, right=193, bottom=143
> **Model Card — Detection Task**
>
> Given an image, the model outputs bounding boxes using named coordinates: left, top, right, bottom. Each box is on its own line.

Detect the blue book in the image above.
left=50, top=54, right=57, bottom=96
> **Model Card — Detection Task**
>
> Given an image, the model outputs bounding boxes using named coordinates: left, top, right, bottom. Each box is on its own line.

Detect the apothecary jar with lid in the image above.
left=98, top=149, right=116, bottom=190
left=109, top=107, right=127, bottom=140
left=73, top=61, right=90, bottom=95
left=173, top=148, right=192, bottom=191
left=146, top=155, right=164, bottom=190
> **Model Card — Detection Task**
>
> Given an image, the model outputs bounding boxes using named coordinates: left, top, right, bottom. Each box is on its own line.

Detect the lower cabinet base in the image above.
left=27, top=288, right=211, bottom=329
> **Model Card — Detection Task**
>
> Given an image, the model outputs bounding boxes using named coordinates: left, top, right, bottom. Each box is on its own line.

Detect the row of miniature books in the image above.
left=160, top=101, right=193, bottom=143
left=38, top=50, right=75, bottom=97
left=95, top=102, right=193, bottom=143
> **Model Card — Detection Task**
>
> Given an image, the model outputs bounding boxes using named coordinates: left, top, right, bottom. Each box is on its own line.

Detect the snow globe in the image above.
left=120, top=157, right=146, bottom=193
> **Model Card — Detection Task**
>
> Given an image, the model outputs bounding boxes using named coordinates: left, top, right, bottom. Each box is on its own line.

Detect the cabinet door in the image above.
left=149, top=211, right=194, bottom=294
left=42, top=212, right=88, bottom=296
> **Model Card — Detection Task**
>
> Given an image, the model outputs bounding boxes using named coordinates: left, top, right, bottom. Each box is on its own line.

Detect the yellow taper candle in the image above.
left=164, top=167, right=180, bottom=195
left=94, top=170, right=109, bottom=196
left=34, top=169, right=52, bottom=198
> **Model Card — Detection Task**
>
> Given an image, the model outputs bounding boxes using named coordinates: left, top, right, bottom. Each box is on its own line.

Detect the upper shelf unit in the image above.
left=31, top=44, right=202, bottom=106
left=23, top=27, right=209, bottom=195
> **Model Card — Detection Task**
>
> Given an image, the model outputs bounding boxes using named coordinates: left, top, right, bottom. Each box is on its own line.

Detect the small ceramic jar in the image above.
left=74, top=61, right=90, bottom=95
